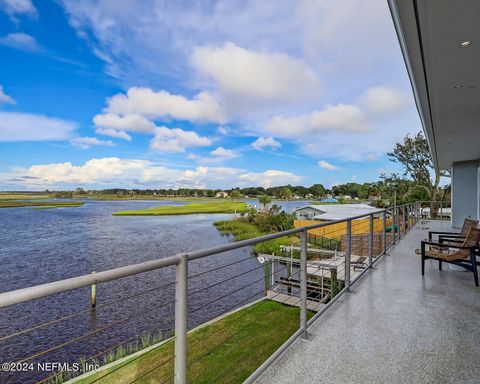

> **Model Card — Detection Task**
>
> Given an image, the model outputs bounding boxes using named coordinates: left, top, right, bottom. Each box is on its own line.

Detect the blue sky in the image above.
left=0, top=0, right=422, bottom=190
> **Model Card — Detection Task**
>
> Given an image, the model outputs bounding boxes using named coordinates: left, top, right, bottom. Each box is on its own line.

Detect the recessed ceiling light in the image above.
left=452, top=109, right=460, bottom=112
left=469, top=85, right=476, bottom=88
left=454, top=85, right=463, bottom=88
left=460, top=41, right=472, bottom=47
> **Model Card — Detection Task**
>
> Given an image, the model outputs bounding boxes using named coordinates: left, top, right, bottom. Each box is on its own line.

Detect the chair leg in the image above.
left=471, top=250, right=479, bottom=287
left=421, top=242, right=425, bottom=276
left=439, top=260, right=442, bottom=271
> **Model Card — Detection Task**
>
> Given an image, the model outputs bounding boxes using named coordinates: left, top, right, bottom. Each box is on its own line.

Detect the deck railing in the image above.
left=0, top=202, right=423, bottom=384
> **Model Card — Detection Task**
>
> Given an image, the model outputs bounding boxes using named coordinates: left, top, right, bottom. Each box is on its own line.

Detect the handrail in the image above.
left=0, top=203, right=416, bottom=309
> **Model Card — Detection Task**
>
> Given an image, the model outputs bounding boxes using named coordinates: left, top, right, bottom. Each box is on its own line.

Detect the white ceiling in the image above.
left=389, top=0, right=480, bottom=170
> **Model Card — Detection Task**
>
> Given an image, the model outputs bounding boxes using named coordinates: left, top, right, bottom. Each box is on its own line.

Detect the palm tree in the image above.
left=280, top=187, right=293, bottom=203
left=258, top=195, right=272, bottom=211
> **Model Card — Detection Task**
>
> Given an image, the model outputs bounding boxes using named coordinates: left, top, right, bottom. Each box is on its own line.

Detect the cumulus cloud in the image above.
left=0, top=112, right=77, bottom=141
left=251, top=137, right=281, bottom=151
left=192, top=42, right=319, bottom=104
left=0, top=0, right=37, bottom=18
left=70, top=136, right=114, bottom=149
left=359, top=86, right=408, bottom=115
left=318, top=160, right=338, bottom=171
left=267, top=104, right=368, bottom=137
left=93, top=113, right=156, bottom=140
left=262, top=85, right=413, bottom=161
left=102, top=87, right=225, bottom=123
left=0, top=32, right=40, bottom=52
left=0, top=85, right=15, bottom=104
left=150, top=126, right=212, bottom=153
left=11, top=157, right=302, bottom=189
left=239, top=170, right=302, bottom=188
left=210, top=146, right=239, bottom=159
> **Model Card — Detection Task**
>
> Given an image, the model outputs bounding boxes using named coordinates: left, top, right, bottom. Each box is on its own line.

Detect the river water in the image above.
left=0, top=199, right=305, bottom=383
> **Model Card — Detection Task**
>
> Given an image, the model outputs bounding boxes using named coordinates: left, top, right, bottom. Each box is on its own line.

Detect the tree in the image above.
left=280, top=187, right=293, bottom=202
left=388, top=132, right=442, bottom=217
left=230, top=189, right=242, bottom=217
left=258, top=195, right=272, bottom=210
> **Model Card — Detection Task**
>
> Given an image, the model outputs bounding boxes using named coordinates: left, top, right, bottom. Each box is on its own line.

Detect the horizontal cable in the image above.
left=188, top=255, right=253, bottom=280
left=188, top=268, right=300, bottom=350
left=127, top=354, right=175, bottom=384
left=189, top=265, right=298, bottom=315
left=17, top=296, right=176, bottom=364
left=0, top=280, right=175, bottom=343
left=188, top=262, right=267, bottom=297
left=205, top=295, right=304, bottom=384
left=36, top=317, right=176, bottom=384
left=188, top=290, right=303, bottom=383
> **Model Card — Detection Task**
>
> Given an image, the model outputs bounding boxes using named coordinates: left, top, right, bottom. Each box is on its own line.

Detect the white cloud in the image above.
left=192, top=42, right=319, bottom=103
left=94, top=127, right=131, bottom=141
left=318, top=160, right=338, bottom=171
left=150, top=126, right=212, bottom=153
left=10, top=157, right=303, bottom=189
left=0, top=85, right=15, bottom=104
left=0, top=112, right=77, bottom=141
left=70, top=136, right=114, bottom=149
left=359, top=86, right=408, bottom=114
left=267, top=104, right=368, bottom=137
left=0, top=32, right=40, bottom=52
left=239, top=170, right=302, bottom=188
left=216, top=126, right=229, bottom=135
left=210, top=146, right=239, bottom=159
left=0, top=0, right=37, bottom=17
left=251, top=137, right=281, bottom=151
left=262, top=85, right=414, bottom=161
left=93, top=113, right=156, bottom=140
left=103, top=87, right=225, bottom=123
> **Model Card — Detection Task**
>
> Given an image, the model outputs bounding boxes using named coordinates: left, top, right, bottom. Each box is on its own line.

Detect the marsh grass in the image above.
left=0, top=201, right=83, bottom=209
left=112, top=201, right=248, bottom=216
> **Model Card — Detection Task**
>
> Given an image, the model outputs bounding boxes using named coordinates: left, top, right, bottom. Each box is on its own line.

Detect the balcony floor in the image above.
left=255, top=220, right=480, bottom=384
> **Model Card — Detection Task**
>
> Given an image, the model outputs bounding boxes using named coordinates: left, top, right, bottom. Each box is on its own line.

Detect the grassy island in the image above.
left=112, top=201, right=248, bottom=216
left=0, top=201, right=84, bottom=209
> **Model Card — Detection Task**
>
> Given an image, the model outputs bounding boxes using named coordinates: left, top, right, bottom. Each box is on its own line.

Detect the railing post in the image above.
left=300, top=228, right=308, bottom=338
left=91, top=271, right=96, bottom=309
left=392, top=208, right=397, bottom=244
left=440, top=201, right=443, bottom=220
left=369, top=214, right=374, bottom=268
left=174, top=254, right=188, bottom=384
left=345, top=220, right=351, bottom=292
left=402, top=206, right=406, bottom=236
left=383, top=210, right=387, bottom=255
left=406, top=205, right=410, bottom=231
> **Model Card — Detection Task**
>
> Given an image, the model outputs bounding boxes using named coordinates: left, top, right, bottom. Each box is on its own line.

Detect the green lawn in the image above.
left=0, top=201, right=84, bottom=209
left=112, top=201, right=248, bottom=216
left=76, top=300, right=310, bottom=384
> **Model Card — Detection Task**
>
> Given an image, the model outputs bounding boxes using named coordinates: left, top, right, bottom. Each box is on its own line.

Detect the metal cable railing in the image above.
left=0, top=202, right=421, bottom=384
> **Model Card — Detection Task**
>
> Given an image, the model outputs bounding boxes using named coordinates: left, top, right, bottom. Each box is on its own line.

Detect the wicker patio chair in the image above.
left=428, top=218, right=478, bottom=242
left=420, top=227, right=480, bottom=286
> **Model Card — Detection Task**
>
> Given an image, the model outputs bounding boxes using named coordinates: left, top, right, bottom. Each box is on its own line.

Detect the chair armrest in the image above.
left=428, top=230, right=459, bottom=240
left=421, top=240, right=477, bottom=250
left=438, top=236, right=464, bottom=243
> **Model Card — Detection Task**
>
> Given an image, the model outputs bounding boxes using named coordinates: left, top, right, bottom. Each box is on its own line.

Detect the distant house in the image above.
left=294, top=204, right=382, bottom=221
left=215, top=191, right=229, bottom=198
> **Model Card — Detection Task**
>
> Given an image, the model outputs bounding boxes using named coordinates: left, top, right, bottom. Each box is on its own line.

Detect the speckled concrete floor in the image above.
left=254, top=221, right=480, bottom=384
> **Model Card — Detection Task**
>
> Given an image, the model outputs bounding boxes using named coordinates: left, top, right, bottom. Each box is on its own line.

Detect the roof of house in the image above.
left=295, top=204, right=383, bottom=221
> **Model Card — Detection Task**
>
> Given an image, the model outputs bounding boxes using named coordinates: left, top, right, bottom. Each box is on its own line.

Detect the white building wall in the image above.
left=451, top=160, right=479, bottom=228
